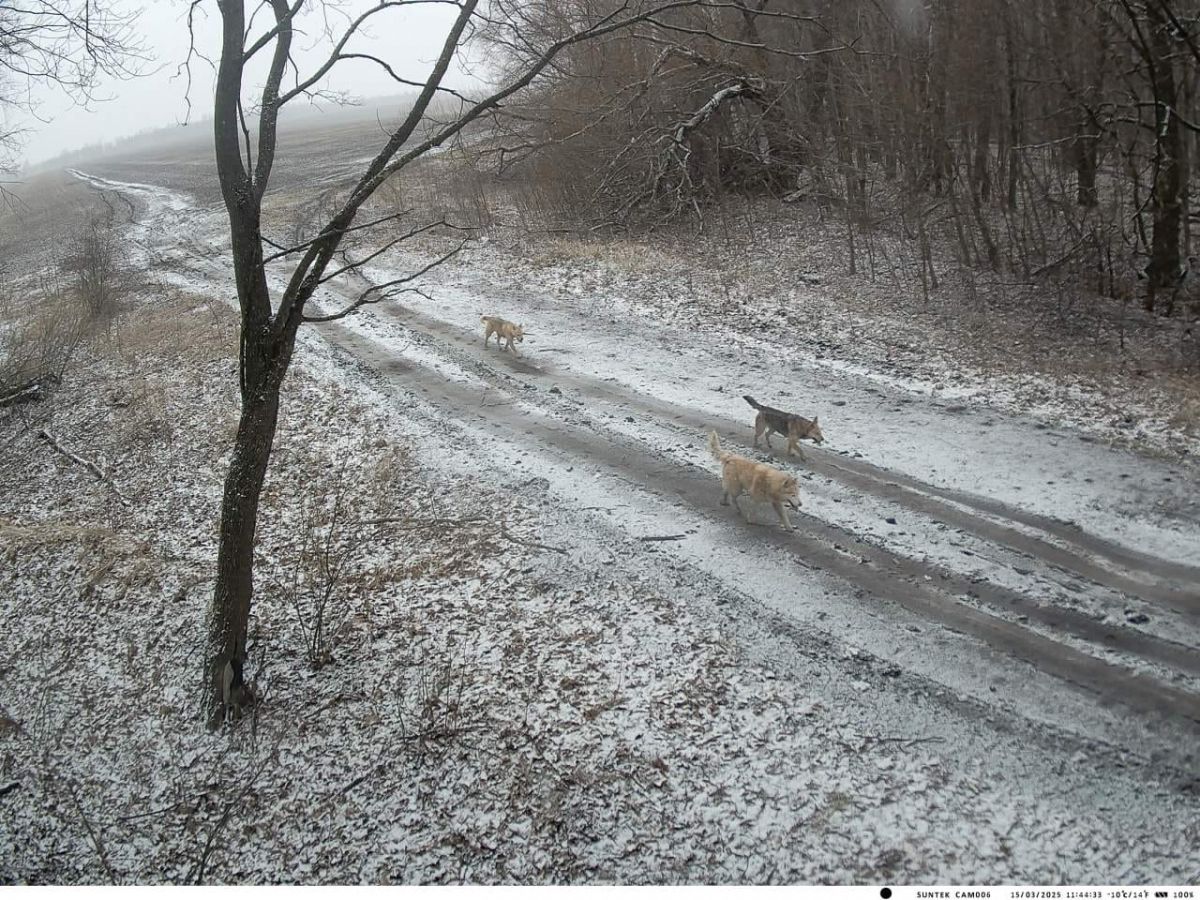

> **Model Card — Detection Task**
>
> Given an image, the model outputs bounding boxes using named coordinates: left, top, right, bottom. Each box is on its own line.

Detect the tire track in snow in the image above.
left=73, top=168, right=1200, bottom=757
left=357, top=292, right=1200, bottom=616
left=69, top=165, right=1199, bottom=611
left=311, top=313, right=1200, bottom=739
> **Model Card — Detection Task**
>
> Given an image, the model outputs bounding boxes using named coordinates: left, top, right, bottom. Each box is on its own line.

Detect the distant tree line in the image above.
left=484, top=0, right=1200, bottom=315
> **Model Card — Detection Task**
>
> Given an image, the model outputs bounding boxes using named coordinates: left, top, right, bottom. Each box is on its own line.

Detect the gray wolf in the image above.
left=482, top=316, right=525, bottom=354
left=708, top=430, right=801, bottom=531
left=743, top=395, right=824, bottom=458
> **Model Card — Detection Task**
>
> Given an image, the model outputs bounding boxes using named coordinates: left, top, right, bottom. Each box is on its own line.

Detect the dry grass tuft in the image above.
left=1166, top=380, right=1200, bottom=439
left=0, top=520, right=139, bottom=553
left=525, top=236, right=674, bottom=274
left=110, top=292, right=238, bottom=366
left=0, top=519, right=160, bottom=599
left=0, top=285, right=89, bottom=393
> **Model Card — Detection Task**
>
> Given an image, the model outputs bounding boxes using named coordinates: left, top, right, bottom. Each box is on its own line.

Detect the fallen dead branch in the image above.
left=354, top=515, right=489, bottom=530
left=38, top=428, right=130, bottom=507
left=67, top=781, right=117, bottom=885
left=39, top=428, right=105, bottom=481
left=0, top=373, right=62, bottom=409
left=854, top=734, right=947, bottom=747
left=498, top=522, right=568, bottom=555
left=340, top=728, right=459, bottom=795
left=637, top=534, right=688, bottom=542
left=188, top=747, right=277, bottom=885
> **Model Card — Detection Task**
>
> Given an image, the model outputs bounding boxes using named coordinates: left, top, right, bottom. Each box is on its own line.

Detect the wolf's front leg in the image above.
left=772, top=501, right=794, bottom=531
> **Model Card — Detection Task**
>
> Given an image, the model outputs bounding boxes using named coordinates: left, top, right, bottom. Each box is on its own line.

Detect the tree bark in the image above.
left=921, top=0, right=954, bottom=193
left=1075, top=6, right=1107, bottom=208
left=1074, top=124, right=1098, bottom=207
left=205, top=0, right=274, bottom=727
left=973, top=114, right=992, bottom=204
left=1004, top=12, right=1022, bottom=211
left=1144, top=1, right=1184, bottom=312
left=206, top=389, right=280, bottom=727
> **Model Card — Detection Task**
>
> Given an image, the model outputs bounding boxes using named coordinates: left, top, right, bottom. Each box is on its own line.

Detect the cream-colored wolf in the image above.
left=708, top=430, right=801, bottom=531
left=481, top=315, right=525, bottom=354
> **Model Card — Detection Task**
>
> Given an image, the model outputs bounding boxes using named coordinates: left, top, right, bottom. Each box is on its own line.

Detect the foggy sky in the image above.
left=17, top=0, right=484, bottom=167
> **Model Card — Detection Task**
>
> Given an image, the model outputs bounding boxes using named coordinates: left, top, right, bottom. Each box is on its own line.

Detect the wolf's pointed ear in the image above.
left=813, top=416, right=819, bottom=423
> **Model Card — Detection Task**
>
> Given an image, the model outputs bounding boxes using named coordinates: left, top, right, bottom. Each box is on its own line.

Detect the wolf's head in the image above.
left=803, top=416, right=824, bottom=444
left=781, top=475, right=802, bottom=509
left=512, top=324, right=525, bottom=343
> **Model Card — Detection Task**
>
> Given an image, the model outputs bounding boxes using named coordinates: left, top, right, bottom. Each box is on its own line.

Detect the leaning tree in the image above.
left=203, top=0, right=746, bottom=725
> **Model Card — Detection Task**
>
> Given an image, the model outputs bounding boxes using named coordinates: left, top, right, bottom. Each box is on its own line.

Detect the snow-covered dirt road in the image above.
left=46, top=162, right=1200, bottom=881
left=72, top=164, right=1200, bottom=761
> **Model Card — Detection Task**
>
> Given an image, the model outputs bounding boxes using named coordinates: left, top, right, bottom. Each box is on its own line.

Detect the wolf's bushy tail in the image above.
left=707, top=430, right=727, bottom=462
left=743, top=394, right=762, bottom=410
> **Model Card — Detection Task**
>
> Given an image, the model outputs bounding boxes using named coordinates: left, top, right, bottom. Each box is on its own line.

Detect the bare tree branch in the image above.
left=302, top=240, right=467, bottom=322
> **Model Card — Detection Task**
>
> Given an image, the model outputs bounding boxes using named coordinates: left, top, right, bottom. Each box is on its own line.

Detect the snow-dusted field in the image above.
left=1, top=134, right=1199, bottom=883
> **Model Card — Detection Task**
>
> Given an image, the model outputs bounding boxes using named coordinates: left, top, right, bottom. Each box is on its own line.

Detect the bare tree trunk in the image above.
left=1144, top=1, right=1184, bottom=312
left=922, top=0, right=954, bottom=193
left=973, top=114, right=992, bottom=204
left=970, top=160, right=1001, bottom=269
left=1182, top=63, right=1195, bottom=270
left=1004, top=12, right=1022, bottom=210
left=1076, top=8, right=1107, bottom=208
left=205, top=390, right=280, bottom=727
left=1075, top=124, right=1099, bottom=207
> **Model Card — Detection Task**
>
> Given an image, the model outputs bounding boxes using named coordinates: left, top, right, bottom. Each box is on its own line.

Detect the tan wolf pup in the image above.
left=481, top=315, right=526, bottom=354
left=743, top=395, right=825, bottom=459
left=708, top=430, right=801, bottom=531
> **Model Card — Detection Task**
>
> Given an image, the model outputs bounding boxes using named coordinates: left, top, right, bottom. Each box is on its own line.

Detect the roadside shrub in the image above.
left=274, top=461, right=361, bottom=670
left=0, top=281, right=87, bottom=405
left=59, top=218, right=128, bottom=322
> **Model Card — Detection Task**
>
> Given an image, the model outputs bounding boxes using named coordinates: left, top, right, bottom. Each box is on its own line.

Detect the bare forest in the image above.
left=485, top=0, right=1199, bottom=318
